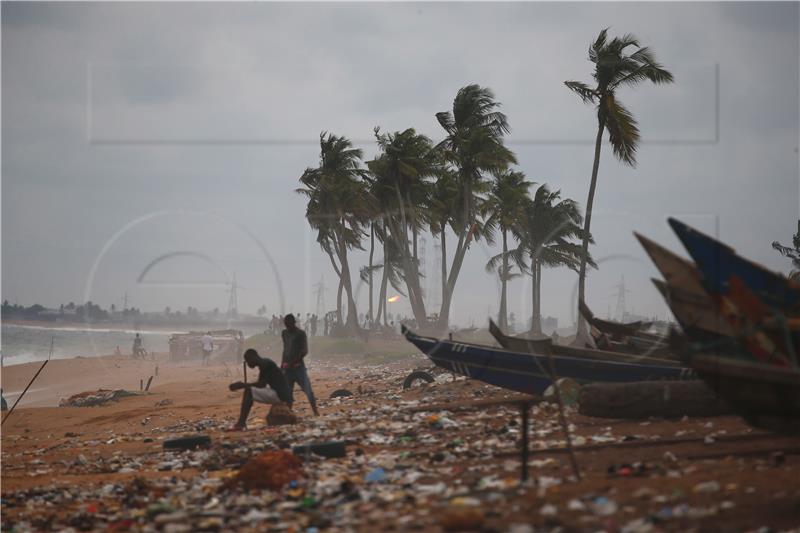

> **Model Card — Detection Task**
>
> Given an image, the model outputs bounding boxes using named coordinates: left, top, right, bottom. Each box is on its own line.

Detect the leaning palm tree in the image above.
left=565, top=29, right=673, bottom=340
left=297, top=132, right=369, bottom=333
left=436, top=84, right=517, bottom=330
left=482, top=170, right=533, bottom=331
left=368, top=127, right=438, bottom=328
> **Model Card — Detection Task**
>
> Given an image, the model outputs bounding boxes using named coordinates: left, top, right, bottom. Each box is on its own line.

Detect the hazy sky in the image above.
left=3, top=2, right=798, bottom=328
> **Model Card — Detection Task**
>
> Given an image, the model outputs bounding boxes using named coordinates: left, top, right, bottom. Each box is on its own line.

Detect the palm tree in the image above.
left=565, top=29, right=673, bottom=339
left=482, top=170, right=533, bottom=331
left=488, top=185, right=595, bottom=335
left=368, top=127, right=438, bottom=327
left=436, top=84, right=517, bottom=330
left=297, top=132, right=369, bottom=332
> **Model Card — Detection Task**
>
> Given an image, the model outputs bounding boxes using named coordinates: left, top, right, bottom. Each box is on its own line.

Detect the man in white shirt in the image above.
left=201, top=332, right=214, bottom=366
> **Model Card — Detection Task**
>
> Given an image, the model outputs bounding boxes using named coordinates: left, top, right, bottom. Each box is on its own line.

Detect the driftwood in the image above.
left=578, top=381, right=731, bottom=419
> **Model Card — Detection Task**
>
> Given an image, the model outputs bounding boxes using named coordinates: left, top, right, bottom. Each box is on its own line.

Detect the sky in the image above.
left=2, top=1, right=799, bottom=329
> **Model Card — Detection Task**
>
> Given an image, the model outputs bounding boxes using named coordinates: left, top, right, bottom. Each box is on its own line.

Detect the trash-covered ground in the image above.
left=3, top=355, right=800, bottom=532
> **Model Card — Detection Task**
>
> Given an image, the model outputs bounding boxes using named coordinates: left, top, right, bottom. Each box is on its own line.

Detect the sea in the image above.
left=1, top=322, right=263, bottom=366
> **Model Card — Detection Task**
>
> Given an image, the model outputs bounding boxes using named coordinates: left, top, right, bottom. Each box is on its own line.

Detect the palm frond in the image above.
left=564, top=81, right=597, bottom=104
left=602, top=95, right=640, bottom=166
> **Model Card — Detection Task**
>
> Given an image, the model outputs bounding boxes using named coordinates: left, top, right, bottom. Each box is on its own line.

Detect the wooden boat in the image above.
left=578, top=299, right=651, bottom=338
left=489, top=319, right=680, bottom=366
left=578, top=299, right=670, bottom=356
left=644, top=223, right=798, bottom=367
left=636, top=232, right=735, bottom=343
left=403, top=326, right=693, bottom=395
left=669, top=218, right=800, bottom=313
left=687, top=353, right=800, bottom=435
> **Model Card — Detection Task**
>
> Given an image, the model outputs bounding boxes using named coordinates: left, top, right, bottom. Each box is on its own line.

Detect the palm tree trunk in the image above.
left=576, top=118, right=605, bottom=341
left=498, top=228, right=508, bottom=331
left=531, top=261, right=542, bottom=335
left=440, top=226, right=447, bottom=305
left=394, top=184, right=428, bottom=327
left=530, top=256, right=539, bottom=334
left=438, top=183, right=473, bottom=331
left=336, top=276, right=343, bottom=325
left=368, top=223, right=375, bottom=322
left=376, top=223, right=390, bottom=325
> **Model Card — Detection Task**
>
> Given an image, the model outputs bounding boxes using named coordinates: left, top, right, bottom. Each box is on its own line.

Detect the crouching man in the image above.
left=228, top=348, right=292, bottom=430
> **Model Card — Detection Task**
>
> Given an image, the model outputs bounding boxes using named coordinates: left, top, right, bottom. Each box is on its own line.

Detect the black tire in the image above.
left=403, top=371, right=435, bottom=390
left=292, top=441, right=347, bottom=459
left=329, top=389, right=353, bottom=399
left=163, top=435, right=211, bottom=451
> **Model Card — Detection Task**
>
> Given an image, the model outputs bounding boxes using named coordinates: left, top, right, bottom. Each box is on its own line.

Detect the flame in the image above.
left=387, top=295, right=400, bottom=303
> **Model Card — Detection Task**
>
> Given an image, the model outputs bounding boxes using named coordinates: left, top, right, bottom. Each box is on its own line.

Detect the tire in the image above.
left=163, top=435, right=211, bottom=451
left=293, top=441, right=347, bottom=459
left=403, top=371, right=435, bottom=390
left=329, top=389, right=353, bottom=399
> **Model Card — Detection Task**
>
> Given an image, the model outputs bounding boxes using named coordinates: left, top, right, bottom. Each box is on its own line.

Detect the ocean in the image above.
left=1, top=323, right=262, bottom=366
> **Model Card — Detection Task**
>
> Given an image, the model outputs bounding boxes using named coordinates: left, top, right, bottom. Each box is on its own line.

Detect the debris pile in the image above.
left=228, top=450, right=304, bottom=491
left=58, top=389, right=140, bottom=407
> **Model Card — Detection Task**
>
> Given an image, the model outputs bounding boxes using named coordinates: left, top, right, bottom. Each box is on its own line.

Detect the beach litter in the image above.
left=59, top=389, right=141, bottom=407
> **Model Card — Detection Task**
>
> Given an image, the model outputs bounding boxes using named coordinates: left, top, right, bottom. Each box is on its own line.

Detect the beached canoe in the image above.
left=687, top=353, right=800, bottom=435
left=669, top=218, right=800, bottom=313
left=637, top=232, right=735, bottom=344
left=640, top=227, right=797, bottom=367
left=489, top=319, right=680, bottom=366
left=403, top=326, right=693, bottom=395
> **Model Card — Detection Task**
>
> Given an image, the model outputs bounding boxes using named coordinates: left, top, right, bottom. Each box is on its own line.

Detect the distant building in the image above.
left=541, top=316, right=558, bottom=335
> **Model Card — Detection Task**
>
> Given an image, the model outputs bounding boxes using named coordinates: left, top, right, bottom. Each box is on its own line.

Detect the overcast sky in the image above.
left=2, top=2, right=798, bottom=328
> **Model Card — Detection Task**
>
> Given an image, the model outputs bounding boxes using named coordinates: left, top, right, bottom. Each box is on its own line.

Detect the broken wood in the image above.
left=578, top=381, right=731, bottom=419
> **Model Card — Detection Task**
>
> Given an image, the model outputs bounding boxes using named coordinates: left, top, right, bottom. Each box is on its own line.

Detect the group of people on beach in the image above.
left=229, top=313, right=318, bottom=430
left=268, top=313, right=321, bottom=337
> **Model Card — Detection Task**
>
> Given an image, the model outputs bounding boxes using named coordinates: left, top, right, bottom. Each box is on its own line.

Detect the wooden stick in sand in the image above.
left=2, top=337, right=53, bottom=426
left=544, top=351, right=582, bottom=480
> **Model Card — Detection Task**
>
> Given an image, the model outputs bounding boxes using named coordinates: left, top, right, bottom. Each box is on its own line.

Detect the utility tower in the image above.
left=227, top=273, right=239, bottom=317
left=313, top=276, right=327, bottom=317
left=612, top=275, right=630, bottom=321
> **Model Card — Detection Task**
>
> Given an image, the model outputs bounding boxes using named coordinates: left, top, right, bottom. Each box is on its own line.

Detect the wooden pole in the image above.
left=2, top=337, right=53, bottom=426
left=545, top=352, right=581, bottom=480
left=145, top=376, right=154, bottom=391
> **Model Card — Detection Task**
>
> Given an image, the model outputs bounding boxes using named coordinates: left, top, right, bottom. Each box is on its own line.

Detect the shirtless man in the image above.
left=228, top=349, right=292, bottom=430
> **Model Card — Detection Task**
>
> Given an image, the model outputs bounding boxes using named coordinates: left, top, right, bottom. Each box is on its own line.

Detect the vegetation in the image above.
left=565, top=29, right=674, bottom=338
left=772, top=220, right=800, bottom=281
left=297, top=32, right=672, bottom=335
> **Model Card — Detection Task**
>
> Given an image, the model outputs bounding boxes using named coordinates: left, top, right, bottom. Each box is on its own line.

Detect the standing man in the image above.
left=201, top=332, right=214, bottom=366
left=228, top=349, right=291, bottom=430
left=281, top=313, right=319, bottom=416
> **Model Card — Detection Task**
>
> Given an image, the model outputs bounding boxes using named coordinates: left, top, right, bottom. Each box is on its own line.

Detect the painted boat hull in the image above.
left=669, top=218, right=800, bottom=313
left=404, top=328, right=694, bottom=395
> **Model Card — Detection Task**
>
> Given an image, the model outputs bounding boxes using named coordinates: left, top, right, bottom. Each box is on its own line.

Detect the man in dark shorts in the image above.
left=281, top=313, right=319, bottom=416
left=228, top=348, right=291, bottom=430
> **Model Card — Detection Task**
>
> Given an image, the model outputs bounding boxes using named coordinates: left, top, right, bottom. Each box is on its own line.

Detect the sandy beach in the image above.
left=3, top=344, right=799, bottom=532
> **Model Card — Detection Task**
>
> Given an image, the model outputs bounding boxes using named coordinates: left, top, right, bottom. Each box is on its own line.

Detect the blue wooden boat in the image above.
left=668, top=218, right=800, bottom=312
left=402, top=327, right=695, bottom=395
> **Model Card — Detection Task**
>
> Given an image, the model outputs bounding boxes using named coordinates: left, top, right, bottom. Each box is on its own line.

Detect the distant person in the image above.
left=310, top=314, right=318, bottom=337
left=114, top=346, right=121, bottom=356
left=281, top=313, right=319, bottom=416
left=201, top=332, right=214, bottom=366
left=228, top=349, right=292, bottom=431
left=132, top=334, right=144, bottom=359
